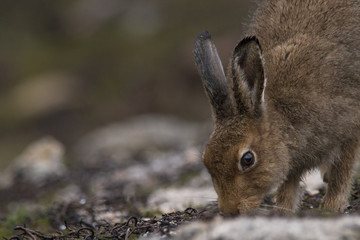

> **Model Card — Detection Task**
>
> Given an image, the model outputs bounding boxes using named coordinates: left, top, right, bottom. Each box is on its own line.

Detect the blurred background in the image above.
left=0, top=0, right=255, bottom=169
left=2, top=2, right=360, bottom=238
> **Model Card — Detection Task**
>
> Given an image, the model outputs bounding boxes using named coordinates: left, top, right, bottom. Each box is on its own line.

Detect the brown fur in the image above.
left=193, top=0, right=360, bottom=215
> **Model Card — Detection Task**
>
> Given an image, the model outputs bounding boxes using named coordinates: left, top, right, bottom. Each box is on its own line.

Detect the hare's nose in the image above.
left=218, top=199, right=240, bottom=216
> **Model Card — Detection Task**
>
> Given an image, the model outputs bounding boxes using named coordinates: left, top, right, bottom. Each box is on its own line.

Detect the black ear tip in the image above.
left=234, top=36, right=262, bottom=53
left=196, top=31, right=212, bottom=41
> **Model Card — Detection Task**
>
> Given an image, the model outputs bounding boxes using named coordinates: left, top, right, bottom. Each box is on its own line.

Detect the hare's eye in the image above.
left=240, top=151, right=255, bottom=170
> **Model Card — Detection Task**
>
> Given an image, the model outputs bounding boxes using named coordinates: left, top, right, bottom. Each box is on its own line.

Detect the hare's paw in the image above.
left=274, top=174, right=302, bottom=215
left=321, top=140, right=358, bottom=212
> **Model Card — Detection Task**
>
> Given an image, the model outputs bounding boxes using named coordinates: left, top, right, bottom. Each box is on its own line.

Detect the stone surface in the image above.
left=76, top=115, right=209, bottom=167
left=87, top=147, right=205, bottom=200
left=0, top=136, right=67, bottom=188
left=73, top=116, right=213, bottom=208
left=147, top=186, right=217, bottom=212
left=174, top=216, right=360, bottom=240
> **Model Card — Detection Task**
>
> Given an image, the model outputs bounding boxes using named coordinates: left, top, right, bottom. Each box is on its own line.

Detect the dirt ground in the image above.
left=3, top=169, right=360, bottom=239
left=2, top=118, right=360, bottom=239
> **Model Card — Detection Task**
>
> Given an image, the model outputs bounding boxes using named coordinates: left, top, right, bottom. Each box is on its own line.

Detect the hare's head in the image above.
left=194, top=32, right=289, bottom=215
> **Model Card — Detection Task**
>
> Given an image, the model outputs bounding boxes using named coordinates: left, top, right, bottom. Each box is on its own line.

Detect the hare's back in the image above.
left=249, top=0, right=360, bottom=52
left=247, top=0, right=360, bottom=137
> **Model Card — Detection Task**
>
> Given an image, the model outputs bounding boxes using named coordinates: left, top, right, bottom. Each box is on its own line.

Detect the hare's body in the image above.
left=249, top=0, right=360, bottom=210
left=250, top=0, right=360, bottom=168
left=194, top=0, right=360, bottom=215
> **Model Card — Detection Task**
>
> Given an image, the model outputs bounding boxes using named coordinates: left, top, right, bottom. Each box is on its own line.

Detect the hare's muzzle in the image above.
left=218, top=192, right=265, bottom=216
left=218, top=198, right=240, bottom=216
left=219, top=202, right=256, bottom=216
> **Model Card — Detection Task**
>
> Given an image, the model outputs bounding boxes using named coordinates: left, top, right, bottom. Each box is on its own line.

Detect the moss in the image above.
left=33, top=213, right=53, bottom=233
left=0, top=207, right=54, bottom=238
left=0, top=207, right=30, bottom=237
left=127, top=235, right=140, bottom=240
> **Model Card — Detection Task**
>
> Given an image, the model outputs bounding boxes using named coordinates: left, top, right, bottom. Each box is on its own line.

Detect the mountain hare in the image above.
left=194, top=0, right=360, bottom=215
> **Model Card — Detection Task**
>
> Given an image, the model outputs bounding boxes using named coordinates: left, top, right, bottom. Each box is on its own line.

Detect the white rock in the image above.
left=175, top=216, right=360, bottom=240
left=76, top=115, right=207, bottom=166
left=147, top=187, right=217, bottom=212
left=55, top=184, right=84, bottom=203
left=89, top=148, right=205, bottom=199
left=0, top=136, right=67, bottom=188
left=94, top=211, right=126, bottom=224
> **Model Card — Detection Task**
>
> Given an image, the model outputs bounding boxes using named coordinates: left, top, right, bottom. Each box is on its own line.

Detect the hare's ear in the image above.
left=231, top=36, right=265, bottom=117
left=194, top=31, right=235, bottom=121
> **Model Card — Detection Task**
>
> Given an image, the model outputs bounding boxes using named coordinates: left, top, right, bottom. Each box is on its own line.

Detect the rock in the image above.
left=0, top=136, right=67, bottom=188
left=55, top=184, right=84, bottom=203
left=94, top=210, right=126, bottom=224
left=74, top=116, right=213, bottom=204
left=147, top=186, right=217, bottom=213
left=146, top=168, right=216, bottom=212
left=174, top=216, right=360, bottom=240
left=88, top=148, right=205, bottom=200
left=187, top=169, right=214, bottom=188
left=73, top=115, right=215, bottom=213
left=76, top=115, right=208, bottom=167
